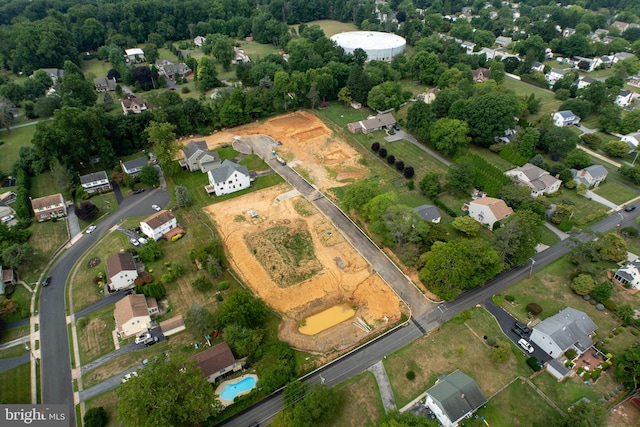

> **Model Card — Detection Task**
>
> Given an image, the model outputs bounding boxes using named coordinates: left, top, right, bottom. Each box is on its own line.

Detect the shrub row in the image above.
left=433, top=198, right=458, bottom=218
left=498, top=144, right=528, bottom=166
left=464, top=153, right=511, bottom=196
left=371, top=142, right=415, bottom=179
left=526, top=357, right=541, bottom=372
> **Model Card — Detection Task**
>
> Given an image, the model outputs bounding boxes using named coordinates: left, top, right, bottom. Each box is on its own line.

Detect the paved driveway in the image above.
left=384, top=130, right=450, bottom=167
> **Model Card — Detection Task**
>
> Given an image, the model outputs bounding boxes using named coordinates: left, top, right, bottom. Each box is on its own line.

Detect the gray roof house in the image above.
left=155, top=59, right=191, bottom=80
left=571, top=165, right=607, bottom=188
left=413, top=205, right=441, bottom=223
left=530, top=307, right=597, bottom=358
left=347, top=113, right=396, bottom=134
left=120, top=157, right=148, bottom=176
left=505, top=163, right=562, bottom=197
left=552, top=110, right=581, bottom=127
left=79, top=171, right=112, bottom=194
left=93, top=77, right=117, bottom=92
left=425, top=370, right=487, bottom=427
left=206, top=160, right=251, bottom=196
left=181, top=141, right=221, bottom=173
left=614, top=258, right=640, bottom=290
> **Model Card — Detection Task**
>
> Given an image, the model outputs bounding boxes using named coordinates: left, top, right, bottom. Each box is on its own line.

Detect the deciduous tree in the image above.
left=564, top=149, right=592, bottom=169
left=491, top=210, right=542, bottom=266
left=217, top=290, right=269, bottom=329
left=145, top=121, right=179, bottom=177
left=419, top=173, right=441, bottom=198
left=452, top=216, right=480, bottom=236
left=430, top=118, right=470, bottom=156
left=570, top=274, right=596, bottom=296
left=184, top=302, right=217, bottom=339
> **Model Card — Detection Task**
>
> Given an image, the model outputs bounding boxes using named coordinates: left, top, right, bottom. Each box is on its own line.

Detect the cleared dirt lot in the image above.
left=204, top=184, right=401, bottom=354
left=189, top=111, right=369, bottom=190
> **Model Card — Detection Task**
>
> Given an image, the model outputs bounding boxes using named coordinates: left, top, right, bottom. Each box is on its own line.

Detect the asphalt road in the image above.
left=39, top=188, right=170, bottom=426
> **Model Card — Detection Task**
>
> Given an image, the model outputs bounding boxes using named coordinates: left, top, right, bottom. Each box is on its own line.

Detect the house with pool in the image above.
left=191, top=342, right=245, bottom=383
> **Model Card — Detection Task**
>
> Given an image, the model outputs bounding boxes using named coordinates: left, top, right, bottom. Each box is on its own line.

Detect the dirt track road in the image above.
left=240, top=135, right=434, bottom=320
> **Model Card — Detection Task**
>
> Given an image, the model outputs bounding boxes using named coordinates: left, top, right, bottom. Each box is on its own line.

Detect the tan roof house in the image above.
left=114, top=294, right=157, bottom=338
left=105, top=253, right=138, bottom=292
left=466, top=197, right=513, bottom=230
left=160, top=315, right=186, bottom=337
left=140, top=210, right=177, bottom=241
left=121, top=94, right=148, bottom=115
left=31, top=194, right=66, bottom=222
left=191, top=342, right=244, bottom=383
left=472, top=67, right=490, bottom=83
left=505, top=163, right=562, bottom=197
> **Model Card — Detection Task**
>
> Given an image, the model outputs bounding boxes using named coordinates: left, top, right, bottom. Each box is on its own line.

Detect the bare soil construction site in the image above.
left=204, top=184, right=402, bottom=354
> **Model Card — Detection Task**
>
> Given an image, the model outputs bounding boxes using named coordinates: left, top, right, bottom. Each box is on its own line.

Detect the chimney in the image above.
left=460, top=393, right=465, bottom=399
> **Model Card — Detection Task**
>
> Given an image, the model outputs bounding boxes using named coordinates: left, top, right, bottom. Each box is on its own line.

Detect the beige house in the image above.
left=114, top=294, right=157, bottom=338
left=191, top=342, right=244, bottom=383
left=31, top=194, right=66, bottom=222
left=121, top=94, right=148, bottom=115
left=106, top=253, right=138, bottom=292
left=466, top=197, right=513, bottom=230
left=140, top=210, right=177, bottom=241
left=505, top=163, right=562, bottom=197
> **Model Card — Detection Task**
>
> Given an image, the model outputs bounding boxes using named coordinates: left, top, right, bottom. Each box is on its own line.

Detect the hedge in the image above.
left=433, top=198, right=457, bottom=218
left=498, top=143, right=528, bottom=166
left=527, top=357, right=541, bottom=372
left=464, top=153, right=511, bottom=196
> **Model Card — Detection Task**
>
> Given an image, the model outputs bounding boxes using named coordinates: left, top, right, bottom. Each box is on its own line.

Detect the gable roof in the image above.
left=142, top=210, right=175, bottom=229
left=79, top=171, right=108, bottom=185
left=106, top=253, right=136, bottom=279
left=353, top=113, right=396, bottom=131
left=208, top=160, right=250, bottom=183
left=413, top=205, right=441, bottom=222
left=93, top=77, right=116, bottom=90
left=615, top=258, right=640, bottom=283
left=183, top=141, right=220, bottom=164
left=121, top=94, right=147, bottom=109
left=533, top=307, right=597, bottom=353
left=121, top=157, right=148, bottom=172
left=470, top=197, right=513, bottom=221
left=557, top=110, right=577, bottom=119
left=114, top=294, right=149, bottom=325
left=427, top=370, right=487, bottom=422
left=191, top=342, right=236, bottom=378
left=30, top=194, right=64, bottom=210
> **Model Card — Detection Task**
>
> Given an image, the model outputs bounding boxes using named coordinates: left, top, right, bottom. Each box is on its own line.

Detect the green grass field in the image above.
left=592, top=179, right=638, bottom=205
left=549, top=188, right=609, bottom=226
left=0, top=125, right=37, bottom=174
left=235, top=40, right=279, bottom=61
left=81, top=58, right=112, bottom=79
left=77, top=305, right=116, bottom=365
left=502, top=77, right=561, bottom=122
left=294, top=19, right=359, bottom=37
left=2, top=285, right=32, bottom=322
left=0, top=363, right=31, bottom=403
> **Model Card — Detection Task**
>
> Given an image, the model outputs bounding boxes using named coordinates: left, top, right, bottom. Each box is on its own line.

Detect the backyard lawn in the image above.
left=77, top=305, right=116, bottom=365
left=531, top=369, right=619, bottom=411
left=84, top=389, right=124, bottom=427
left=327, top=371, right=385, bottom=427
left=0, top=363, right=30, bottom=403
left=549, top=188, right=609, bottom=226
left=502, top=77, right=562, bottom=122
left=293, top=19, right=359, bottom=37
left=0, top=124, right=37, bottom=173
left=592, top=179, right=638, bottom=206
left=81, top=59, right=112, bottom=79
left=2, top=285, right=31, bottom=322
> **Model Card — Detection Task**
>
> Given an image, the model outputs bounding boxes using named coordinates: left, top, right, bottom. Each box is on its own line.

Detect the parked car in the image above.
left=144, top=336, right=159, bottom=347
left=518, top=338, right=535, bottom=354
left=152, top=204, right=161, bottom=211
left=138, top=237, right=148, bottom=245
left=514, top=321, right=531, bottom=335
left=135, top=333, right=151, bottom=345
left=130, top=238, right=140, bottom=246
left=86, top=225, right=97, bottom=234
left=392, top=124, right=400, bottom=131
left=124, top=289, right=134, bottom=296
left=121, top=371, right=138, bottom=383
left=511, top=328, right=528, bottom=339
left=624, top=205, right=636, bottom=212
left=1, top=215, right=14, bottom=223
left=42, top=276, right=52, bottom=287
left=133, top=188, right=145, bottom=194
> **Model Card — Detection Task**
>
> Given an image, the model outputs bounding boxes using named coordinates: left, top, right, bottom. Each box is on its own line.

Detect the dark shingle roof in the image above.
left=191, top=342, right=236, bottom=377
left=428, top=370, right=487, bottom=423
left=79, top=171, right=108, bottom=185
left=208, top=160, right=249, bottom=183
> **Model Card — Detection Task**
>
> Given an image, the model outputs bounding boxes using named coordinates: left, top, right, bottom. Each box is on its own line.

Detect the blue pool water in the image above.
left=220, top=377, right=256, bottom=400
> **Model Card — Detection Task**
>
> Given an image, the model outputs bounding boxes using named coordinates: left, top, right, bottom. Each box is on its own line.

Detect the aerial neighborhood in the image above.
left=1, top=1, right=640, bottom=426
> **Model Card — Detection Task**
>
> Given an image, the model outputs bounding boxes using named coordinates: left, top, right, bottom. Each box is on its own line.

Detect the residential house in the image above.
left=31, top=194, right=66, bottom=222
left=494, top=126, right=520, bottom=144
left=600, top=55, right=613, bottom=68
left=602, top=36, right=616, bottom=45
left=114, top=294, right=157, bottom=338
left=194, top=36, right=206, bottom=47
left=414, top=204, right=441, bottom=223
left=576, top=76, right=595, bottom=89
left=562, top=27, right=576, bottom=38
left=575, top=56, right=602, bottom=72
left=552, top=110, right=580, bottom=127
left=466, top=197, right=513, bottom=230
left=530, top=307, right=597, bottom=358
left=613, top=52, right=635, bottom=64
left=621, top=132, right=640, bottom=152
left=190, top=342, right=244, bottom=383
left=615, top=89, right=634, bottom=107
left=629, top=75, right=640, bottom=88
left=461, top=41, right=476, bottom=54
left=611, top=21, right=630, bottom=33
left=476, top=47, right=499, bottom=60
left=416, top=87, right=440, bottom=104
left=531, top=61, right=545, bottom=73
left=546, top=68, right=568, bottom=84
left=232, top=47, right=250, bottom=64
left=495, top=36, right=512, bottom=48
left=181, top=140, right=221, bottom=173
left=425, top=370, right=487, bottom=427
left=155, top=59, right=191, bottom=81
left=33, top=68, right=64, bottom=84
left=105, top=253, right=138, bottom=292
left=93, top=77, right=116, bottom=92
left=121, top=94, right=148, bottom=115
left=0, top=191, right=16, bottom=205
left=0, top=266, right=16, bottom=295
left=206, top=160, right=251, bottom=196
left=614, top=258, right=640, bottom=290
left=347, top=113, right=396, bottom=134
left=0, top=202, right=15, bottom=220
left=571, top=165, right=608, bottom=188
left=124, top=48, right=145, bottom=63
left=120, top=157, right=148, bottom=177
left=159, top=315, right=186, bottom=337
left=471, top=67, right=490, bottom=83
left=210, top=86, right=233, bottom=100
left=79, top=171, right=111, bottom=194
left=505, top=163, right=562, bottom=197
left=140, top=210, right=177, bottom=241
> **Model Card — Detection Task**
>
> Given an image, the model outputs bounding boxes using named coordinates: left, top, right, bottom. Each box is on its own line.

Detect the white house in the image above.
left=613, top=52, right=635, bottom=64
left=622, top=132, right=640, bottom=151
left=506, top=163, right=562, bottom=197
left=121, top=94, right=148, bottom=115
left=571, top=165, right=608, bottom=188
left=105, top=253, right=138, bottom=292
left=495, top=36, right=512, bottom=48
left=552, top=110, right=580, bottom=127
left=31, top=193, right=67, bottom=222
left=206, top=160, right=251, bottom=196
left=120, top=157, right=148, bottom=176
left=79, top=171, right=111, bottom=194
left=124, top=48, right=145, bottom=63
left=194, top=36, right=206, bottom=47
left=140, top=210, right=177, bottom=241
left=615, top=89, right=634, bottom=107
left=546, top=68, right=568, bottom=84
left=531, top=61, right=544, bottom=73
left=114, top=294, right=157, bottom=338
left=460, top=41, right=476, bottom=54
left=575, top=56, right=602, bottom=72
left=529, top=307, right=597, bottom=358
left=466, top=197, right=513, bottom=230
left=425, top=370, right=487, bottom=427
left=614, top=259, right=640, bottom=289
left=576, top=76, right=595, bottom=89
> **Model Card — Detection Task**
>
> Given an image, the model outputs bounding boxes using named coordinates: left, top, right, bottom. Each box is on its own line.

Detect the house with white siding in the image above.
left=140, top=210, right=177, bottom=241
left=206, top=160, right=251, bottom=196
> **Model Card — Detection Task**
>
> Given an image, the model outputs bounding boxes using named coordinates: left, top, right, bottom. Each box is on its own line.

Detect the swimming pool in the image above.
left=220, top=376, right=257, bottom=401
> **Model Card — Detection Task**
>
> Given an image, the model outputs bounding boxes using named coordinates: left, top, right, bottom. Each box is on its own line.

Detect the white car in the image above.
left=152, top=204, right=161, bottom=211
left=121, top=371, right=138, bottom=383
left=86, top=225, right=97, bottom=234
left=1, top=215, right=14, bottom=223
left=518, top=338, right=535, bottom=354
left=135, top=333, right=151, bottom=344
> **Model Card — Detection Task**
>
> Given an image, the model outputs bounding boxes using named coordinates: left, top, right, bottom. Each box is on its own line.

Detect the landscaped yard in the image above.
left=327, top=371, right=385, bottom=427
left=0, top=362, right=30, bottom=403
left=0, top=124, right=37, bottom=173
left=2, top=284, right=32, bottom=322
left=531, top=369, right=619, bottom=411
left=76, top=305, right=116, bottom=365
left=592, top=179, right=638, bottom=206
left=384, top=307, right=531, bottom=408
left=549, top=188, right=609, bottom=226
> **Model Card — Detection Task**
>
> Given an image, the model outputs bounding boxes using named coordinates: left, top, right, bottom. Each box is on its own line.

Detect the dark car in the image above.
left=511, top=327, right=528, bottom=339
left=124, top=289, right=134, bottom=295
left=392, top=124, right=400, bottom=131
left=624, top=205, right=636, bottom=212
left=514, top=321, right=531, bottom=334
left=133, top=188, right=145, bottom=194
left=42, top=276, right=52, bottom=287
left=144, top=336, right=159, bottom=347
